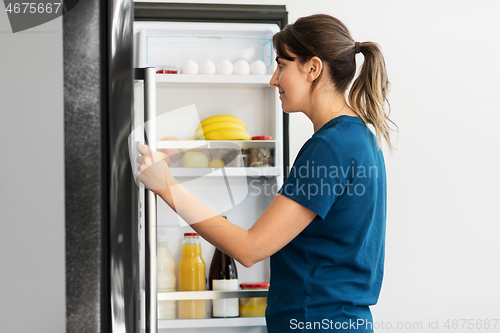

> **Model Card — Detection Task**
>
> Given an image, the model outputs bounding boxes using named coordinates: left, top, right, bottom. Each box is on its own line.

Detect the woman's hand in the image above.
left=136, top=144, right=178, bottom=198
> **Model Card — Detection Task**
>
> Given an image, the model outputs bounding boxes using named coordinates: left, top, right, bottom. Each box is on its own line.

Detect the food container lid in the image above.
left=251, top=135, right=272, bottom=140
left=184, top=232, right=199, bottom=237
left=155, top=65, right=179, bottom=74
left=240, top=282, right=270, bottom=289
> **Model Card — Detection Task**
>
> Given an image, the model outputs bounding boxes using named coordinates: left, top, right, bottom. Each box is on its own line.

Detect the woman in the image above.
left=138, top=14, right=394, bottom=332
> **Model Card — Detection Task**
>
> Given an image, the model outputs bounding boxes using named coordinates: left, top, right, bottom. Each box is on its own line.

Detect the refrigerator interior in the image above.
left=134, top=20, right=282, bottom=333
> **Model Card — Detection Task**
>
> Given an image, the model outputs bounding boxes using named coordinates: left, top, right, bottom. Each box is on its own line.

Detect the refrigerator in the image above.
left=108, top=2, right=289, bottom=333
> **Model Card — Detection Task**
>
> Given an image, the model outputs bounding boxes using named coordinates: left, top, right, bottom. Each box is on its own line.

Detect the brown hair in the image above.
left=273, top=14, right=397, bottom=150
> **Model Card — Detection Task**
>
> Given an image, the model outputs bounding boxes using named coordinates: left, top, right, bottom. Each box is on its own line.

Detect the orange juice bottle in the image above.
left=177, top=232, right=206, bottom=318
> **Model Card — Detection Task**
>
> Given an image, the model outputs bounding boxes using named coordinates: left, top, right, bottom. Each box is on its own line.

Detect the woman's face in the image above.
left=269, top=49, right=312, bottom=113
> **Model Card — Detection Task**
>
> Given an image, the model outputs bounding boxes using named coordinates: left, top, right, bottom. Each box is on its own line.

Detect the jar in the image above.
left=248, top=136, right=272, bottom=167
left=239, top=282, right=270, bottom=317
left=224, top=148, right=247, bottom=167
left=240, top=148, right=250, bottom=167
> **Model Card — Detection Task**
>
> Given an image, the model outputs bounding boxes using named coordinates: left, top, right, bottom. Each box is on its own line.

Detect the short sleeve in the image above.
left=278, top=137, right=345, bottom=220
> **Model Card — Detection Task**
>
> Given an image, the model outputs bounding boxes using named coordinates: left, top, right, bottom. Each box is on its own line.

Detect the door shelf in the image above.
left=158, top=317, right=266, bottom=329
left=156, top=74, right=273, bottom=88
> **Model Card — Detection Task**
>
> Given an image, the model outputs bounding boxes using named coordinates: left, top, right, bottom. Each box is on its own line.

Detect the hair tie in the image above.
left=355, top=42, right=361, bottom=54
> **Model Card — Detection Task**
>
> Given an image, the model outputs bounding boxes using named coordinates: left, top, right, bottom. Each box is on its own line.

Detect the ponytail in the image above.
left=273, top=14, right=397, bottom=150
left=348, top=42, right=397, bottom=151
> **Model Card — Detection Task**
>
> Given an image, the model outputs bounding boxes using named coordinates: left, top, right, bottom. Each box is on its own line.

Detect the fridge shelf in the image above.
left=157, top=140, right=275, bottom=149
left=157, top=290, right=268, bottom=329
left=158, top=289, right=268, bottom=300
left=170, top=166, right=281, bottom=177
left=156, top=74, right=273, bottom=88
left=158, top=317, right=266, bottom=329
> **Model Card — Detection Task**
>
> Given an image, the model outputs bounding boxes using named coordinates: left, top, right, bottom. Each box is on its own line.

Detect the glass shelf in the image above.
left=157, top=290, right=268, bottom=329
left=170, top=166, right=280, bottom=177
left=157, top=140, right=275, bottom=149
left=156, top=74, right=273, bottom=88
left=158, top=289, right=268, bottom=300
left=158, top=317, right=266, bottom=329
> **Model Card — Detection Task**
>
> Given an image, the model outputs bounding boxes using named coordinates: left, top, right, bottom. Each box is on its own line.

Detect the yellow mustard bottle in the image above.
left=177, top=232, right=206, bottom=318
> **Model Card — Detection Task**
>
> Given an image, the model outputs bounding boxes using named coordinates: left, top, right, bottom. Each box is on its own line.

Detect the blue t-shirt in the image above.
left=266, top=115, right=386, bottom=332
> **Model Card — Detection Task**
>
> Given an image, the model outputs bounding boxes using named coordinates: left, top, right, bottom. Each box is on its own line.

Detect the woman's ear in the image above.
left=306, top=56, right=323, bottom=82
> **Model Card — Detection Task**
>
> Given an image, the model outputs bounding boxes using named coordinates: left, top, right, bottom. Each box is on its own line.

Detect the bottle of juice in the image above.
left=157, top=235, right=176, bottom=319
left=177, top=232, right=206, bottom=319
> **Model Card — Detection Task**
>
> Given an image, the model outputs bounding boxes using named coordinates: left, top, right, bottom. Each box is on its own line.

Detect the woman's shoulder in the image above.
left=312, top=118, right=379, bottom=158
left=314, top=118, right=365, bottom=142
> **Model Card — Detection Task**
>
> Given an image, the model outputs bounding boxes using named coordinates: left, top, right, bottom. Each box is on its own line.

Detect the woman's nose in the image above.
left=269, top=67, right=279, bottom=88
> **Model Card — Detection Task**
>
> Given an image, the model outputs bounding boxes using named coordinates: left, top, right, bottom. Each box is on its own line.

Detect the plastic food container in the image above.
left=155, top=65, right=179, bottom=74
left=168, top=148, right=248, bottom=168
left=239, top=282, right=270, bottom=317
left=248, top=136, right=273, bottom=167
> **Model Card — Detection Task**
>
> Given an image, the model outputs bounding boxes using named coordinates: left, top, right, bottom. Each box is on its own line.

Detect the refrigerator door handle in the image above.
left=135, top=67, right=158, bottom=333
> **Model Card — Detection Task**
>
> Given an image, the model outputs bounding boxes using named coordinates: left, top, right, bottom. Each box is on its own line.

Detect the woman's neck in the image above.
left=306, top=87, right=358, bottom=132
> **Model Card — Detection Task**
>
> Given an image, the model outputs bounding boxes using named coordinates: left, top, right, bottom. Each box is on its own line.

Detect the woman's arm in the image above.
left=137, top=144, right=317, bottom=267
left=162, top=185, right=316, bottom=267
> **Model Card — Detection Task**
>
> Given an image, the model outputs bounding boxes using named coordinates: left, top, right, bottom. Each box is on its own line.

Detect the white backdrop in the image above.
left=140, top=0, right=500, bottom=332
left=0, top=11, right=65, bottom=333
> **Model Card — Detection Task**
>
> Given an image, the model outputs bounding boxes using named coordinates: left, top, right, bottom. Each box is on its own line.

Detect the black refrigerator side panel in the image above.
left=135, top=2, right=290, bottom=179
left=64, top=0, right=110, bottom=332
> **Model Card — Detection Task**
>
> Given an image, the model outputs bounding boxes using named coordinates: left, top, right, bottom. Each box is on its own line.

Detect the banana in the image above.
left=194, top=121, right=246, bottom=139
left=204, top=129, right=251, bottom=140
left=196, top=115, right=247, bottom=131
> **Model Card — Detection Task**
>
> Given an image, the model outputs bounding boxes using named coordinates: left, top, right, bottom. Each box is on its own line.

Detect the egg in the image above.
left=233, top=60, right=250, bottom=75
left=182, top=60, right=198, bottom=74
left=250, top=60, right=267, bottom=75
left=216, top=59, right=233, bottom=75
left=199, top=60, right=216, bottom=74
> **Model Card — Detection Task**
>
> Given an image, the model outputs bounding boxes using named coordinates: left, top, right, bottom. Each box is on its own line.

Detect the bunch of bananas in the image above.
left=194, top=115, right=250, bottom=140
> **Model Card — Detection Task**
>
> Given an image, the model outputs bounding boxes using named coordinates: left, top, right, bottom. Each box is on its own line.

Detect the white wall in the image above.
left=0, top=11, right=65, bottom=333
left=145, top=0, right=500, bottom=332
